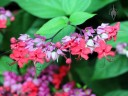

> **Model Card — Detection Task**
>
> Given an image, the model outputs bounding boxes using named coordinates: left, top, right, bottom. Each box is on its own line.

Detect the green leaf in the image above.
left=36, top=16, right=69, bottom=38
left=0, top=0, right=10, bottom=6
left=104, top=90, right=128, bottom=96
left=108, top=21, right=128, bottom=47
left=62, top=0, right=91, bottom=15
left=92, top=55, right=128, bottom=80
left=13, top=0, right=65, bottom=18
left=0, top=56, right=18, bottom=75
left=86, top=0, right=115, bottom=12
left=53, top=25, right=75, bottom=42
left=69, top=12, right=95, bottom=25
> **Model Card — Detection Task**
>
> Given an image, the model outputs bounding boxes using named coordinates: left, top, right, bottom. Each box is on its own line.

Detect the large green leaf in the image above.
left=92, top=55, right=128, bottom=80
left=108, top=21, right=128, bottom=47
left=0, top=0, right=10, bottom=6
left=86, top=0, right=115, bottom=12
left=62, top=0, right=91, bottom=15
left=69, top=12, right=95, bottom=25
left=104, top=90, right=128, bottom=96
left=36, top=16, right=69, bottom=38
left=53, top=25, right=75, bottom=42
left=13, top=0, right=65, bottom=18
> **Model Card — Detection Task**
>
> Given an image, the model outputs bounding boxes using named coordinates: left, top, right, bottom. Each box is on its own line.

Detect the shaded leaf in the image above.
left=92, top=55, right=128, bottom=80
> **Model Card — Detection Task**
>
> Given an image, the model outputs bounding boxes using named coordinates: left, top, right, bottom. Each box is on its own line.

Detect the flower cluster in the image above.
left=0, top=7, right=15, bottom=28
left=0, top=64, right=96, bottom=96
left=116, top=43, right=128, bottom=57
left=10, top=22, right=120, bottom=68
left=55, top=81, right=96, bottom=96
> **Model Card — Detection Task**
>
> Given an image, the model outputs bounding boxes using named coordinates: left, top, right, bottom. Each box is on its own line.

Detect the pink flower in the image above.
left=0, top=19, right=7, bottom=28
left=29, top=49, right=45, bottom=64
left=105, top=22, right=120, bottom=41
left=71, top=39, right=91, bottom=60
left=10, top=48, right=29, bottom=68
left=94, top=40, right=115, bottom=59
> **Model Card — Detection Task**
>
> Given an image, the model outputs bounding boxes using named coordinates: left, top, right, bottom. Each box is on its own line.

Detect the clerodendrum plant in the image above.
left=0, top=0, right=122, bottom=96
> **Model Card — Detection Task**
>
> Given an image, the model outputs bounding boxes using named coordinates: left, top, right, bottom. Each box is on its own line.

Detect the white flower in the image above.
left=101, top=33, right=108, bottom=39
left=87, top=39, right=94, bottom=47
left=51, top=52, right=59, bottom=61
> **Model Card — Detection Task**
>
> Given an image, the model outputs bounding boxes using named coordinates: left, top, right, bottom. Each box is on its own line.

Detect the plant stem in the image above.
left=68, top=71, right=73, bottom=81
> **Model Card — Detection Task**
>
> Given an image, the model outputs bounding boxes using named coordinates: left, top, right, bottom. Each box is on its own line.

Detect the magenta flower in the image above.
left=82, top=27, right=95, bottom=41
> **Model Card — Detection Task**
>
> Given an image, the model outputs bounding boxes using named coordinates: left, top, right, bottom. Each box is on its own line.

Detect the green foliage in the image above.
left=36, top=16, right=69, bottom=38
left=104, top=90, right=128, bottom=96
left=92, top=55, right=128, bottom=80
left=0, top=0, right=10, bottom=6
left=13, top=0, right=91, bottom=18
left=62, top=0, right=91, bottom=15
left=13, top=0, right=65, bottom=18
left=108, top=21, right=128, bottom=47
left=69, top=12, right=95, bottom=25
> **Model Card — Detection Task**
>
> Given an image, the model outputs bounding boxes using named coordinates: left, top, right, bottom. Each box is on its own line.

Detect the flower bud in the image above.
left=66, top=58, right=72, bottom=64
left=10, top=37, right=17, bottom=43
left=55, top=42, right=61, bottom=48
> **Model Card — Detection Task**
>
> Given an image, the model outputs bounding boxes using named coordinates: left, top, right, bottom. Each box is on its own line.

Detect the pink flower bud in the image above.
left=66, top=58, right=72, bottom=64
left=10, top=37, right=17, bottom=43
left=55, top=42, right=61, bottom=48
left=10, top=16, right=15, bottom=21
